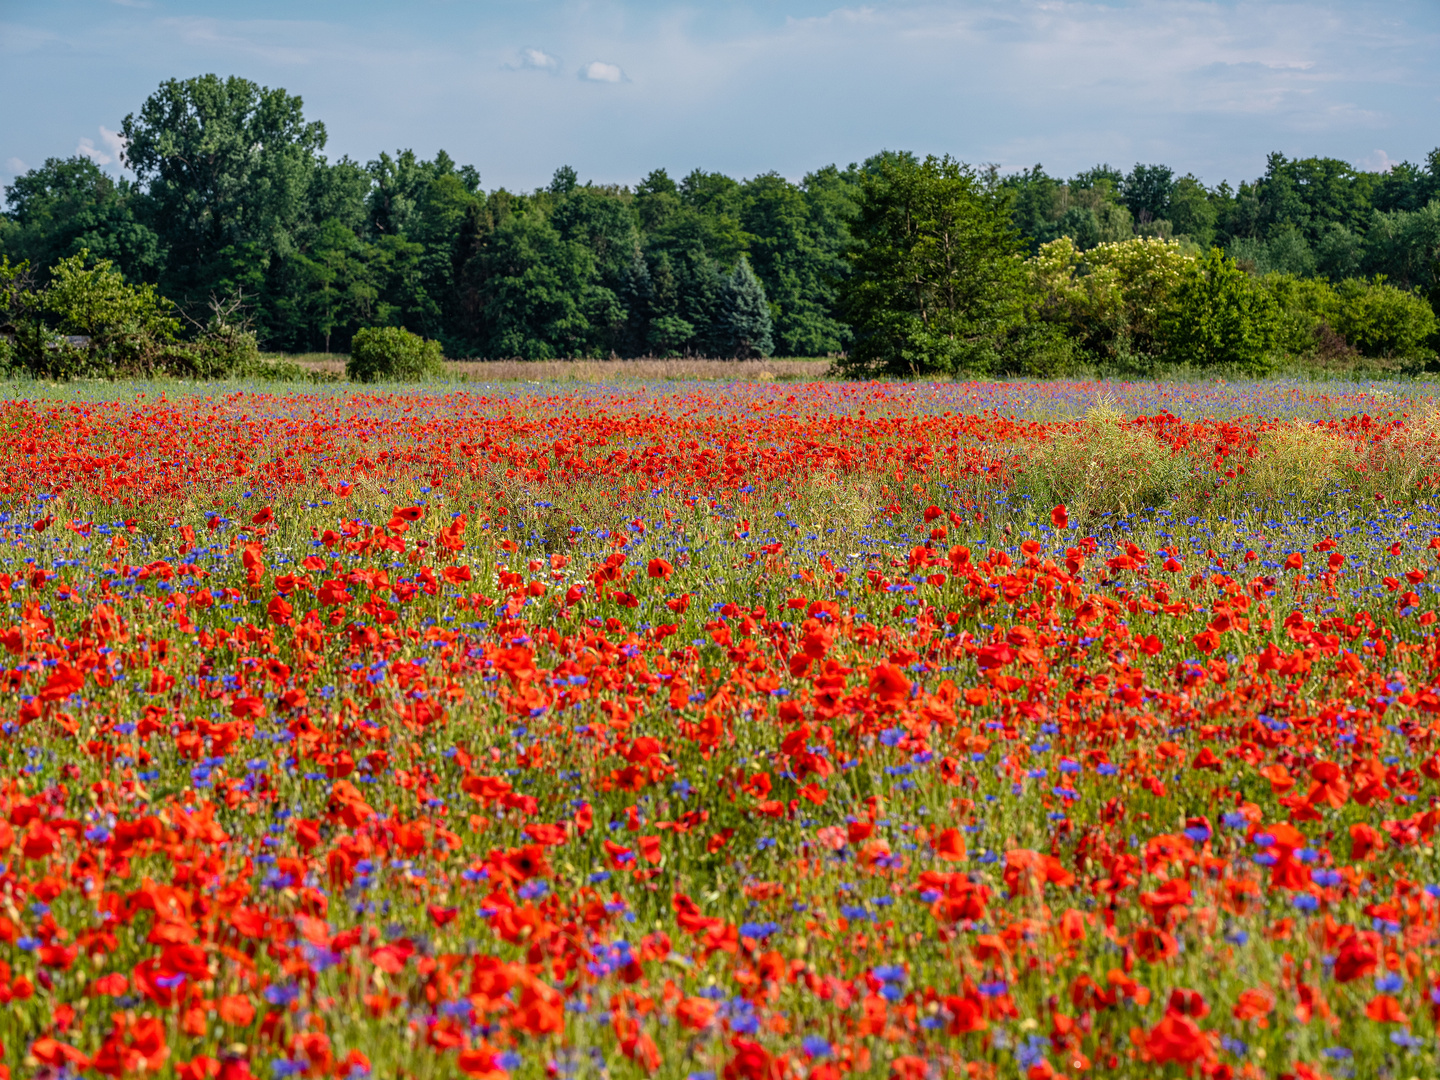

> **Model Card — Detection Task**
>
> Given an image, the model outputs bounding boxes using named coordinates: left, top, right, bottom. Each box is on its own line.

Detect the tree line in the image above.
left=2, top=73, right=1438, bottom=376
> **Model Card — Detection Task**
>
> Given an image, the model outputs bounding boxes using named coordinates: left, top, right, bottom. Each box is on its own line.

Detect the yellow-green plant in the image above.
left=1238, top=419, right=1350, bottom=501
left=1028, top=236, right=1196, bottom=364
left=1012, top=398, right=1192, bottom=520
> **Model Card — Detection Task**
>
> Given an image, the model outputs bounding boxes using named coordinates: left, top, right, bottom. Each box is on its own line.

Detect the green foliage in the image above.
left=838, top=155, right=1029, bottom=377
left=37, top=252, right=180, bottom=377
left=121, top=75, right=328, bottom=309
left=714, top=258, right=774, bottom=358
left=740, top=170, right=853, bottom=355
left=0, top=256, right=66, bottom=377
left=1028, top=237, right=1195, bottom=369
left=466, top=211, right=597, bottom=359
left=43, top=253, right=178, bottom=343
left=1364, top=200, right=1440, bottom=297
left=1000, top=165, right=1136, bottom=253
left=1257, top=273, right=1437, bottom=369
left=1253, top=153, right=1377, bottom=246
left=1121, top=163, right=1174, bottom=222
left=1257, top=274, right=1344, bottom=359
left=1228, top=225, right=1315, bottom=277
left=0, top=252, right=272, bottom=380
left=1161, top=249, right=1279, bottom=373
left=347, top=325, right=445, bottom=382
left=1167, top=175, right=1217, bottom=248
left=187, top=312, right=265, bottom=379
left=9, top=70, right=1440, bottom=372
left=1315, top=223, right=1365, bottom=280
left=0, top=156, right=161, bottom=283
left=1331, top=277, right=1438, bottom=365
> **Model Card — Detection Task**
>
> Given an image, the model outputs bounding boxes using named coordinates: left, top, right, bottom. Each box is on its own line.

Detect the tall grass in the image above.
left=1241, top=419, right=1351, bottom=501
left=268, top=355, right=834, bottom=383
left=1010, top=400, right=1194, bottom=521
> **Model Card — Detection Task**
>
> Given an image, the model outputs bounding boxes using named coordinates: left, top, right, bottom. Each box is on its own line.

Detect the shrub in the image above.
left=347, top=326, right=446, bottom=383
left=1028, top=237, right=1194, bottom=367
left=1258, top=274, right=1342, bottom=359
left=1331, top=277, right=1438, bottom=366
left=1160, top=249, right=1279, bottom=374
left=186, top=321, right=263, bottom=379
left=42, top=252, right=180, bottom=376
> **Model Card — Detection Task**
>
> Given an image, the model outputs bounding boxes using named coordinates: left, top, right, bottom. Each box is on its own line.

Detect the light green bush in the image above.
left=346, top=326, right=446, bottom=383
left=1028, top=237, right=1195, bottom=366
left=42, top=252, right=180, bottom=376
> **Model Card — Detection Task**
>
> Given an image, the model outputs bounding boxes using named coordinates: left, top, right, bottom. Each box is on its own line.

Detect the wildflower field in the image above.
left=8, top=377, right=1440, bottom=1080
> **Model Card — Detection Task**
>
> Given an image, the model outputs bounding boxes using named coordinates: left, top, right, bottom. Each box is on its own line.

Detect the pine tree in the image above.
left=716, top=257, right=774, bottom=358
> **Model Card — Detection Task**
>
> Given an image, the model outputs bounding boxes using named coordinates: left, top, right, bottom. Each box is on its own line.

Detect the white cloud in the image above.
left=75, top=125, right=128, bottom=169
left=1360, top=148, right=1396, bottom=171
left=156, top=16, right=326, bottom=66
left=4, top=0, right=1438, bottom=192
left=579, top=60, right=624, bottom=83
left=76, top=137, right=109, bottom=165
left=5, top=157, right=27, bottom=174
left=516, top=47, right=558, bottom=72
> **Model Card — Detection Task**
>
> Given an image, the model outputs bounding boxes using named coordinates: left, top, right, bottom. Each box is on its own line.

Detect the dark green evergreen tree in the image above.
left=714, top=257, right=773, bottom=358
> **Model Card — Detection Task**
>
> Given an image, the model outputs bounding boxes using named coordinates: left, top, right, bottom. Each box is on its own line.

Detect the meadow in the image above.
left=257, top=358, right=833, bottom=384
left=4, top=376, right=1440, bottom=1080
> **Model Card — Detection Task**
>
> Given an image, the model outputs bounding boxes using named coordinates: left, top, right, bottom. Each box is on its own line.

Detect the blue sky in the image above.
left=3, top=0, right=1438, bottom=195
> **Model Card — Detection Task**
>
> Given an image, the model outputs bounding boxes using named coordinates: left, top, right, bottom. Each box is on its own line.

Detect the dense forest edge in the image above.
left=2, top=73, right=1438, bottom=381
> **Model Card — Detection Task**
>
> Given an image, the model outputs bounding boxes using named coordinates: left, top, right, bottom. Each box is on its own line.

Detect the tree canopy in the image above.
left=4, top=73, right=1440, bottom=372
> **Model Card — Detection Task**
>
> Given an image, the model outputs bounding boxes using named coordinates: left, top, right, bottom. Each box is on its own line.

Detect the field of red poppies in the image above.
left=5, top=378, right=1440, bottom=1080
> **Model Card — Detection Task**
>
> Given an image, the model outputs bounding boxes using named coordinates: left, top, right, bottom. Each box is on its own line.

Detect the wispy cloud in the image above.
left=1, top=0, right=1437, bottom=191
left=579, top=60, right=625, bottom=83
left=154, top=16, right=332, bottom=66
left=1360, top=149, right=1397, bottom=172
left=76, top=126, right=128, bottom=169
left=513, top=47, right=558, bottom=72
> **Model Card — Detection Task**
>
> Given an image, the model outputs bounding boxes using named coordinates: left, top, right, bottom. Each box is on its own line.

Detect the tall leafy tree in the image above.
left=550, top=181, right=641, bottom=296
left=741, top=172, right=848, bottom=355
left=643, top=251, right=694, bottom=355
left=634, top=169, right=679, bottom=234
left=1255, top=154, right=1377, bottom=245
left=121, top=75, right=328, bottom=308
left=293, top=218, right=382, bottom=353
left=0, top=157, right=162, bottom=283
left=838, top=154, right=1030, bottom=376
left=1167, top=175, right=1218, bottom=248
left=463, top=207, right=598, bottom=359
left=1365, top=202, right=1440, bottom=298
left=1122, top=164, right=1175, bottom=223
left=1372, top=150, right=1440, bottom=214
left=1000, top=165, right=1065, bottom=252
